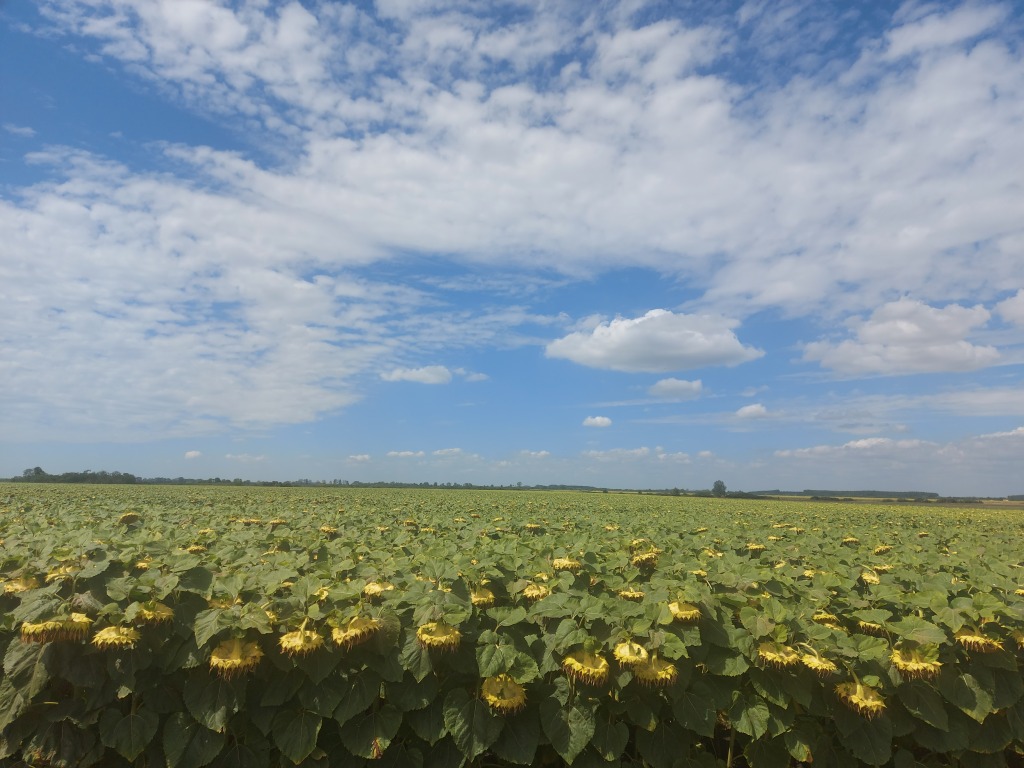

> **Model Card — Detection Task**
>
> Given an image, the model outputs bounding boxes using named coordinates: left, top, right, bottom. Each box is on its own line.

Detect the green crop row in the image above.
left=1, top=484, right=1023, bottom=767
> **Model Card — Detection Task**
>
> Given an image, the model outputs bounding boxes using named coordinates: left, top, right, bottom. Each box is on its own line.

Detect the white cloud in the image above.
left=347, top=454, right=371, bottom=462
left=582, top=416, right=612, bottom=427
left=381, top=365, right=452, bottom=384
left=583, top=447, right=650, bottom=461
left=432, top=447, right=462, bottom=456
left=804, top=298, right=999, bottom=375
left=3, top=123, right=36, bottom=137
left=883, top=3, right=1009, bottom=60
left=648, top=378, right=703, bottom=399
left=547, top=310, right=763, bottom=373
left=996, top=290, right=1024, bottom=325
left=520, top=450, right=550, bottom=458
left=225, top=453, right=266, bottom=462
left=656, top=450, right=690, bottom=463
left=184, top=450, right=201, bottom=459
left=735, top=403, right=768, bottom=419
left=386, top=450, right=425, bottom=458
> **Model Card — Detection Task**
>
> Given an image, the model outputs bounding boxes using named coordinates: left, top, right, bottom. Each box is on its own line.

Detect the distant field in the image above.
left=1, top=484, right=1022, bottom=766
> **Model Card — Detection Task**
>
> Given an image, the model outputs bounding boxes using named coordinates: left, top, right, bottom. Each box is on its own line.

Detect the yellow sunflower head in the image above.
left=617, top=588, right=645, bottom=602
left=1011, top=629, right=1024, bottom=651
left=835, top=681, right=886, bottom=719
left=21, top=613, right=93, bottom=643
left=552, top=558, right=582, bottom=574
left=362, top=581, right=395, bottom=600
left=331, top=616, right=381, bottom=651
left=416, top=622, right=462, bottom=652
left=757, top=642, right=800, bottom=669
left=812, top=612, right=843, bottom=630
left=279, top=628, right=324, bottom=656
left=613, top=641, right=649, bottom=668
left=136, top=602, right=174, bottom=625
left=481, top=674, right=527, bottom=714
left=860, top=570, right=881, bottom=586
left=633, top=655, right=678, bottom=688
left=842, top=537, right=860, bottom=546
left=890, top=644, right=942, bottom=679
left=800, top=651, right=838, bottom=676
left=855, top=620, right=886, bottom=637
left=746, top=543, right=767, bottom=554
left=92, top=626, right=141, bottom=650
left=209, top=637, right=263, bottom=678
left=471, top=586, right=496, bottom=608
left=523, top=583, right=550, bottom=602
left=873, top=545, right=892, bottom=555
left=668, top=601, right=702, bottom=623
left=954, top=628, right=1003, bottom=653
left=630, top=551, right=659, bottom=569
left=562, top=650, right=610, bottom=686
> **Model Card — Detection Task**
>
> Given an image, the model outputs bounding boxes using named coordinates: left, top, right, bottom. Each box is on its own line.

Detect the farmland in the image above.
left=1, top=484, right=1023, bottom=767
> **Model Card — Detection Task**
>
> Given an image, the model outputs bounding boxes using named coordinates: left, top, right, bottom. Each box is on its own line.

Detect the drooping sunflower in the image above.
left=630, top=551, right=659, bottom=569
left=746, top=543, right=767, bottom=554
left=118, top=512, right=141, bottom=525
left=209, top=637, right=263, bottom=678
left=562, top=650, right=609, bottom=686
left=481, top=674, right=527, bottom=714
left=21, top=613, right=93, bottom=643
left=890, top=645, right=942, bottom=679
left=954, top=627, right=1003, bottom=653
left=331, top=616, right=381, bottom=651
left=757, top=642, right=800, bottom=669
left=799, top=649, right=838, bottom=676
left=522, top=583, right=550, bottom=602
left=842, top=537, right=860, bottom=546
left=362, top=581, right=395, bottom=601
left=860, top=570, right=881, bottom=586
left=633, top=655, right=678, bottom=688
left=417, top=621, right=462, bottom=652
left=552, top=558, right=582, bottom=574
left=613, top=641, right=649, bottom=668
left=136, top=601, right=174, bottom=625
left=668, top=601, right=702, bottom=623
left=812, top=612, right=844, bottom=630
left=617, top=588, right=645, bottom=602
left=92, top=626, right=141, bottom=650
left=835, top=681, right=886, bottom=719
left=279, top=626, right=324, bottom=656
left=471, top=585, right=496, bottom=608
left=873, top=545, right=892, bottom=555
left=855, top=620, right=886, bottom=637
left=1011, top=629, right=1024, bottom=651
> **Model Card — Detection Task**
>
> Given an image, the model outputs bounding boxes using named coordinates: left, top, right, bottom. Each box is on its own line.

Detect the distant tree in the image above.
left=712, top=480, right=727, bottom=497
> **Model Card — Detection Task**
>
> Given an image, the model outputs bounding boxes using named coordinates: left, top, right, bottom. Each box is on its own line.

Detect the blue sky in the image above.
left=2, top=0, right=1023, bottom=494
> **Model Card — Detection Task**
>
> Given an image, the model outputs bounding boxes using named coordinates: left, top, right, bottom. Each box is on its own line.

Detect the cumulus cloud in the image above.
left=347, top=454, right=371, bottom=462
left=804, top=298, right=999, bottom=375
left=648, top=378, right=703, bottom=399
left=381, top=366, right=452, bottom=384
left=583, top=416, right=612, bottom=427
left=433, top=447, right=462, bottom=456
left=386, top=450, right=425, bottom=458
left=184, top=450, right=201, bottom=459
left=520, top=450, right=550, bottom=458
left=547, top=310, right=763, bottom=373
left=736, top=403, right=768, bottom=419
left=583, top=447, right=650, bottom=460
left=3, top=123, right=35, bottom=137
left=996, top=290, right=1024, bottom=325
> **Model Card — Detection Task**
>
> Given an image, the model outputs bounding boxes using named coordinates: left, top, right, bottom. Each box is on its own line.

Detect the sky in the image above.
left=1, top=0, right=1023, bottom=495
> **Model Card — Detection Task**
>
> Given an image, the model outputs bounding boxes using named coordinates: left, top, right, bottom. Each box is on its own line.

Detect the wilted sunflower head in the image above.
left=279, top=628, right=324, bottom=656
left=613, top=641, right=648, bottom=668
left=668, top=601, right=701, bottom=623
left=118, top=512, right=141, bottom=525
left=842, top=537, right=860, bottom=546
left=633, top=655, right=678, bottom=688
left=21, top=613, right=93, bottom=643
left=617, top=588, right=645, bottom=602
left=812, top=612, right=843, bottom=630
left=799, top=650, right=838, bottom=676
left=209, top=637, right=263, bottom=678
left=362, top=581, right=395, bottom=600
left=523, top=583, right=550, bottom=602
left=856, top=620, right=886, bottom=637
left=835, top=681, right=886, bottom=719
left=416, top=622, right=461, bottom=652
left=1011, top=629, right=1024, bottom=651
left=92, top=626, right=141, bottom=650
left=136, top=602, right=174, bottom=625
left=873, top=545, right=892, bottom=555
left=562, top=650, right=609, bottom=686
left=552, top=558, right=582, bottom=574
left=471, top=586, right=496, bottom=608
left=746, top=543, right=766, bottom=554
left=757, top=642, right=800, bottom=669
left=331, top=616, right=381, bottom=651
left=954, top=627, right=1003, bottom=653
left=481, top=674, right=527, bottom=714
left=890, top=644, right=942, bottom=679
left=630, top=551, right=659, bottom=569
left=860, top=570, right=881, bottom=586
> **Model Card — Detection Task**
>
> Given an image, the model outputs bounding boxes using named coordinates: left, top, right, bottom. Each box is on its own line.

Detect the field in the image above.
left=1, top=484, right=1023, bottom=767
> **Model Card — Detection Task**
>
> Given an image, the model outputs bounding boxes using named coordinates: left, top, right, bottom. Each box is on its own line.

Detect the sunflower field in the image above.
left=1, top=484, right=1023, bottom=767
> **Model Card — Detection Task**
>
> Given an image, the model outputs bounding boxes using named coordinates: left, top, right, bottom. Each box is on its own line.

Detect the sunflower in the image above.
left=279, top=627, right=324, bottom=656
left=20, top=613, right=93, bottom=643
left=562, top=650, right=609, bottom=686
left=92, top=626, right=141, bottom=650
left=613, top=641, right=649, bottom=668
left=954, top=628, right=1003, bottom=653
left=690, top=569, right=708, bottom=578
left=799, top=650, right=838, bottom=676
left=842, top=537, right=860, bottom=546
left=855, top=620, right=886, bottom=637
left=835, top=681, right=886, bottom=719
left=417, top=622, right=461, bottom=652
left=552, top=558, right=582, bottom=574
left=617, top=588, right=645, bottom=602
left=746, top=543, right=766, bottom=554
left=45, top=564, right=79, bottom=583
left=1014, top=588, right=1024, bottom=597
left=631, top=551, right=659, bottom=569
left=481, top=674, right=527, bottom=714
left=331, top=616, right=381, bottom=651
left=873, top=545, right=892, bottom=555
left=633, top=655, right=678, bottom=687
left=136, top=602, right=174, bottom=625
left=471, top=586, right=496, bottom=608
left=668, top=601, right=702, bottom=623
left=209, top=637, right=263, bottom=678
left=362, top=581, right=395, bottom=600
left=812, top=612, right=844, bottom=630
left=186, top=544, right=207, bottom=554
left=1011, top=629, right=1024, bottom=651
left=523, top=583, right=550, bottom=602
left=757, top=642, right=800, bottom=669
left=860, top=570, right=880, bottom=586
left=118, top=512, right=141, bottom=525
left=890, top=645, right=942, bottom=679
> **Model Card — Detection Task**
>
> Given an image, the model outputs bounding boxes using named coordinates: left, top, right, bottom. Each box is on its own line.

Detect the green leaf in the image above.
left=897, top=681, right=948, bottom=730
left=938, top=671, right=997, bottom=723
left=332, top=670, right=381, bottom=725
left=490, top=606, right=528, bottom=628
left=400, top=632, right=435, bottom=682
left=191, top=608, right=225, bottom=648
left=888, top=617, right=947, bottom=645
left=635, top=723, right=688, bottom=768
left=590, top=718, right=628, bottom=762
left=833, top=707, right=893, bottom=766
left=339, top=704, right=402, bottom=759
left=387, top=675, right=438, bottom=712
left=443, top=688, right=503, bottom=761
left=183, top=672, right=243, bottom=733
left=490, top=710, right=540, bottom=765
left=671, top=681, right=719, bottom=738
left=297, top=676, right=348, bottom=718
left=476, top=641, right=518, bottom=678
left=271, top=708, right=322, bottom=764
left=423, top=736, right=466, bottom=768
left=730, top=696, right=770, bottom=739
left=743, top=736, right=792, bottom=768
left=407, top=699, right=446, bottom=745
left=540, top=698, right=595, bottom=764
left=163, top=712, right=224, bottom=768
left=98, top=707, right=159, bottom=761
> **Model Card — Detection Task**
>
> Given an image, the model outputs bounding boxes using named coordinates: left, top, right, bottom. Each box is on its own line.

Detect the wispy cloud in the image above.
left=583, top=416, right=612, bottom=428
